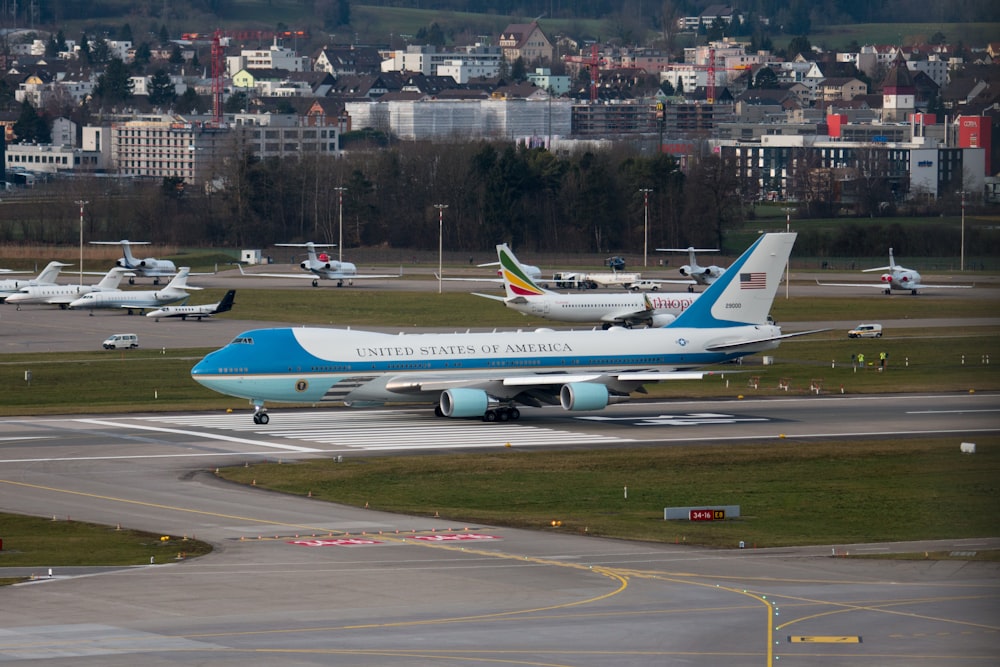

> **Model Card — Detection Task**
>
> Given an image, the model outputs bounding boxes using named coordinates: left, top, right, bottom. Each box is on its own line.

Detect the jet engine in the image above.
left=880, top=273, right=893, bottom=284
left=559, top=383, right=611, bottom=411
left=679, top=265, right=711, bottom=277
left=439, top=388, right=496, bottom=418
left=649, top=313, right=676, bottom=327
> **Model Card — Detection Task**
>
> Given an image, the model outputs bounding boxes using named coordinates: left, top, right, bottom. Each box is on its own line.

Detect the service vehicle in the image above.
left=848, top=323, right=883, bottom=338
left=102, top=333, right=139, bottom=349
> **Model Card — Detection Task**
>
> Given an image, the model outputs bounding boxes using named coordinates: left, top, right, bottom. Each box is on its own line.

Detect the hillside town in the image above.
left=1, top=13, right=998, bottom=213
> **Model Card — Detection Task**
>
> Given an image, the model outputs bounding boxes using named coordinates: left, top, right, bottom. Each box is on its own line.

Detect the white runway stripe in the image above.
left=143, top=410, right=632, bottom=450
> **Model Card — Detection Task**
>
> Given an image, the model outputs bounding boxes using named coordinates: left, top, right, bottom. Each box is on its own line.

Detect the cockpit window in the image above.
left=231, top=336, right=254, bottom=345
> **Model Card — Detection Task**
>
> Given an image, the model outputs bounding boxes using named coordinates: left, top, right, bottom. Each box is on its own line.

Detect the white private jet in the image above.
left=817, top=248, right=975, bottom=295
left=192, top=233, right=820, bottom=425
left=657, top=247, right=726, bottom=292
left=239, top=242, right=399, bottom=287
left=90, top=240, right=177, bottom=285
left=6, top=267, right=130, bottom=309
left=68, top=267, right=200, bottom=315
left=474, top=244, right=697, bottom=328
left=146, top=290, right=236, bottom=321
left=0, top=261, right=72, bottom=301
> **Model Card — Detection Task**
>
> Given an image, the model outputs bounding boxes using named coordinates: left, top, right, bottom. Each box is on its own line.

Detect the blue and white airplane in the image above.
left=192, top=233, right=804, bottom=424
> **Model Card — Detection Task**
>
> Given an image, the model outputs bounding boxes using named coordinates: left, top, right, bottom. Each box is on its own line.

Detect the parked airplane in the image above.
left=817, top=248, right=975, bottom=295
left=0, top=261, right=71, bottom=301
left=6, top=267, right=129, bottom=309
left=239, top=242, right=399, bottom=287
left=68, top=267, right=200, bottom=315
left=441, top=257, right=543, bottom=285
left=192, top=233, right=808, bottom=425
left=146, top=290, right=236, bottom=321
left=90, top=240, right=177, bottom=284
left=474, top=243, right=697, bottom=328
left=657, top=247, right=726, bottom=292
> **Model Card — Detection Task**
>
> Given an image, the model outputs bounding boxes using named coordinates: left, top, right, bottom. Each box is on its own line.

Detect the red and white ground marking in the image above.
left=408, top=533, right=500, bottom=542
left=288, top=538, right=382, bottom=547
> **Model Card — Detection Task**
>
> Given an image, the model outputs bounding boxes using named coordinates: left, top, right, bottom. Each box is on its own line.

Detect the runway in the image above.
left=1, top=267, right=999, bottom=665
left=1, top=396, right=998, bottom=666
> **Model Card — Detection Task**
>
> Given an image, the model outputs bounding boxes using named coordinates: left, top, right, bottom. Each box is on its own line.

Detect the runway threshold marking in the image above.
left=77, top=419, right=321, bottom=453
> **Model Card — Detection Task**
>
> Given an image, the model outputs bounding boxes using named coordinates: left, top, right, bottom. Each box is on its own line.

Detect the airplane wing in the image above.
left=472, top=292, right=507, bottom=302
left=383, top=369, right=710, bottom=395
left=816, top=280, right=891, bottom=289
left=705, top=328, right=830, bottom=352
left=237, top=265, right=399, bottom=280
left=907, top=282, right=974, bottom=290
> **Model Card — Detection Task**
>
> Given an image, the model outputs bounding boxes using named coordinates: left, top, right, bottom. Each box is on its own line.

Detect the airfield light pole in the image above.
left=435, top=204, right=448, bottom=294
left=639, top=188, right=653, bottom=267
left=784, top=208, right=794, bottom=300
left=960, top=190, right=966, bottom=271
left=334, top=186, right=347, bottom=264
left=75, top=200, right=88, bottom=285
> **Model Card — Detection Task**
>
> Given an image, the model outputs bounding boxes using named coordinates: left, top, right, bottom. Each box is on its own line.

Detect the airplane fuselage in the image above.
left=507, top=292, right=696, bottom=325
left=192, top=325, right=780, bottom=406
left=69, top=289, right=189, bottom=311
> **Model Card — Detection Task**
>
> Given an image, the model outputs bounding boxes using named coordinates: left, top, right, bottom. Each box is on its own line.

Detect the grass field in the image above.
left=217, top=437, right=1000, bottom=549
left=0, top=512, right=212, bottom=569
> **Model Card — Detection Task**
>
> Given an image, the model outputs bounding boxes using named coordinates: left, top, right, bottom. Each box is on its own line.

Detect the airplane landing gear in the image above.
left=252, top=403, right=269, bottom=425
left=482, top=407, right=520, bottom=422
left=312, top=279, right=319, bottom=287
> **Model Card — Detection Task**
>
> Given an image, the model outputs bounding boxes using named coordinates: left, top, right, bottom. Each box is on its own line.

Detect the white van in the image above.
left=847, top=323, right=883, bottom=338
left=102, top=333, right=139, bottom=349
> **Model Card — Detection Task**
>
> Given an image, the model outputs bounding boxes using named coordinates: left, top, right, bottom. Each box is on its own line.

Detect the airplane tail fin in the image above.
left=96, top=267, right=128, bottom=289
left=165, top=267, right=199, bottom=290
left=667, top=233, right=795, bottom=328
left=215, top=290, right=236, bottom=314
left=36, top=261, right=72, bottom=283
left=496, top=244, right=550, bottom=299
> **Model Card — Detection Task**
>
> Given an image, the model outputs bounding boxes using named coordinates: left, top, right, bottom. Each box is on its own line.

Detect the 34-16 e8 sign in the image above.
left=689, top=509, right=726, bottom=521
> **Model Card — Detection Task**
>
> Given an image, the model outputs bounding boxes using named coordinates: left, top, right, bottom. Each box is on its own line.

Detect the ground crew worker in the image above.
left=857, top=352, right=865, bottom=368
left=879, top=351, right=887, bottom=371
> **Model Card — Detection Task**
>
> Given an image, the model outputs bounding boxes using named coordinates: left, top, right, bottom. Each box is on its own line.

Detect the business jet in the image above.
left=192, top=233, right=814, bottom=425
left=239, top=242, right=399, bottom=287
left=6, top=267, right=129, bottom=309
left=657, top=247, right=726, bottom=292
left=474, top=244, right=697, bottom=328
left=69, top=267, right=200, bottom=315
left=90, top=240, right=177, bottom=284
left=146, top=290, right=236, bottom=321
left=817, top=248, right=975, bottom=295
left=0, top=261, right=71, bottom=301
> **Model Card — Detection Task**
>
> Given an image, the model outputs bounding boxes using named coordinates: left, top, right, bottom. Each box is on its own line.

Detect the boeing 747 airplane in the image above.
left=192, top=233, right=809, bottom=424
left=475, top=244, right=697, bottom=328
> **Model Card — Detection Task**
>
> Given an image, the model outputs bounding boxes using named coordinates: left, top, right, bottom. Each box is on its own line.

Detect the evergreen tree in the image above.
left=148, top=69, right=176, bottom=107
left=175, top=87, right=204, bottom=114
left=78, top=34, right=91, bottom=65
left=13, top=100, right=49, bottom=143
left=94, top=58, right=134, bottom=108
left=159, top=25, right=170, bottom=45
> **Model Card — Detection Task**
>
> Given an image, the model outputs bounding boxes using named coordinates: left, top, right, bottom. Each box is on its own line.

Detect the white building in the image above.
left=226, top=40, right=310, bottom=76
left=345, top=98, right=572, bottom=141
left=381, top=44, right=502, bottom=77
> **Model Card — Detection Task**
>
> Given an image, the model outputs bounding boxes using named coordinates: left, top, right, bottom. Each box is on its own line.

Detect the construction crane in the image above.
left=194, top=29, right=309, bottom=124
left=564, top=44, right=604, bottom=103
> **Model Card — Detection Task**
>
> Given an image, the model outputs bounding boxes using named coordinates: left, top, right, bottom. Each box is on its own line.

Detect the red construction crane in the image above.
left=198, top=29, right=309, bottom=124
left=564, top=44, right=604, bottom=103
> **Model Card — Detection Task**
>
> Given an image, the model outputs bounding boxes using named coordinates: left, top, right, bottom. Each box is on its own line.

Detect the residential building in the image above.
left=498, top=22, right=553, bottom=65
left=226, top=40, right=310, bottom=76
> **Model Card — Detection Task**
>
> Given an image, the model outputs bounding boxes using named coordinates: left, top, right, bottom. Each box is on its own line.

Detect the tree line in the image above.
left=1, top=141, right=744, bottom=254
